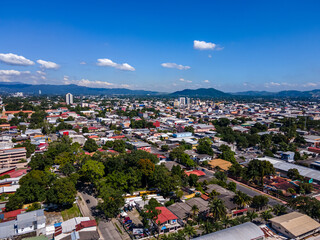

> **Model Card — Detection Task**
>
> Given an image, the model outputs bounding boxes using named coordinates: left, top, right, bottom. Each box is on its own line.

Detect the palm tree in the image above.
left=273, top=204, right=287, bottom=216
left=191, top=204, right=199, bottom=220
left=230, top=218, right=240, bottom=227
left=221, top=215, right=231, bottom=229
left=237, top=215, right=248, bottom=224
left=184, top=225, right=197, bottom=240
left=142, top=193, right=147, bottom=207
left=260, top=210, right=273, bottom=222
left=213, top=221, right=223, bottom=232
left=246, top=211, right=258, bottom=222
left=233, top=191, right=251, bottom=209
left=208, top=198, right=227, bottom=221
left=200, top=220, right=214, bottom=234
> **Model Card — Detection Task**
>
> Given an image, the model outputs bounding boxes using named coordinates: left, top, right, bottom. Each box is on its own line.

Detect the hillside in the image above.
left=170, top=88, right=229, bottom=97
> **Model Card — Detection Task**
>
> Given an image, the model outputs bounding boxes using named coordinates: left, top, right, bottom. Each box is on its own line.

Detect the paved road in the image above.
left=78, top=188, right=125, bottom=240
left=199, top=167, right=285, bottom=207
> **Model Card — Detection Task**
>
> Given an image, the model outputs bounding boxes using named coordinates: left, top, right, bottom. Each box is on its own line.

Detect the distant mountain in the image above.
left=233, top=89, right=320, bottom=98
left=0, top=82, right=158, bottom=95
left=170, top=88, right=230, bottom=97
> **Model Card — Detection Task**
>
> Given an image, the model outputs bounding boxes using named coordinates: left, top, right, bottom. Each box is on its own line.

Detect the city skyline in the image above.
left=0, top=0, right=320, bottom=92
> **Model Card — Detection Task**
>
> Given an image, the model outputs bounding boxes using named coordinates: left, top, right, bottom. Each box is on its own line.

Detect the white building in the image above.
left=179, top=97, right=186, bottom=106
left=66, top=93, right=73, bottom=105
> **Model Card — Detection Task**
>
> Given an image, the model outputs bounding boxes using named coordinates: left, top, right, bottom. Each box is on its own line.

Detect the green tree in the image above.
left=227, top=182, right=237, bottom=192
left=246, top=211, right=258, bottom=222
left=188, top=174, right=199, bottom=187
left=208, top=198, right=226, bottom=221
left=5, top=194, right=24, bottom=211
left=46, top=178, right=76, bottom=208
left=287, top=168, right=302, bottom=180
left=251, top=195, right=268, bottom=211
left=197, top=138, right=213, bottom=155
left=83, top=138, right=98, bottom=152
left=81, top=160, right=105, bottom=182
left=98, top=185, right=125, bottom=219
left=272, top=204, right=287, bottom=216
left=161, top=144, right=169, bottom=152
left=82, top=126, right=89, bottom=133
left=233, top=191, right=251, bottom=209
left=260, top=210, right=273, bottom=222
left=183, top=224, right=196, bottom=240
left=60, top=162, right=75, bottom=176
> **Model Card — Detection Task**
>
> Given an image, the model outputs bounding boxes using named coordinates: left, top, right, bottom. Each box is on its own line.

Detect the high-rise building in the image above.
left=66, top=93, right=73, bottom=105
left=186, top=97, right=190, bottom=106
left=179, top=97, right=186, bottom=106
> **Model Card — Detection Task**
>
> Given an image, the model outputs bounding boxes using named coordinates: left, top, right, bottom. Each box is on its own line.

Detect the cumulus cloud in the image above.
left=0, top=69, right=31, bottom=82
left=97, top=58, right=135, bottom=71
left=37, top=59, right=60, bottom=69
left=265, top=82, right=299, bottom=88
left=0, top=53, right=34, bottom=66
left=36, top=70, right=46, bottom=75
left=194, top=40, right=217, bottom=50
left=0, top=70, right=30, bottom=75
left=179, top=78, right=192, bottom=83
left=161, top=63, right=191, bottom=70
left=65, top=78, right=131, bottom=89
left=204, top=80, right=210, bottom=83
left=80, top=61, right=87, bottom=65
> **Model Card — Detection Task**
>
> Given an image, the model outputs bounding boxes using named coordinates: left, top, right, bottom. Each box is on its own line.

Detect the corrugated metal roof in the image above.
left=194, top=222, right=264, bottom=240
left=257, top=157, right=320, bottom=182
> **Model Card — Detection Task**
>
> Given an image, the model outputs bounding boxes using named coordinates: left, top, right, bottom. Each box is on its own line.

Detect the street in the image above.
left=77, top=184, right=129, bottom=240
left=200, top=167, right=285, bottom=207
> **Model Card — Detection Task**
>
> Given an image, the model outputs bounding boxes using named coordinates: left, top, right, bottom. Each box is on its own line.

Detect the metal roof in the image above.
left=194, top=222, right=264, bottom=240
left=257, top=157, right=320, bottom=182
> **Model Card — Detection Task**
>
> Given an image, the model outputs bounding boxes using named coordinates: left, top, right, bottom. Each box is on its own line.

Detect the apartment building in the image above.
left=0, top=147, right=27, bottom=169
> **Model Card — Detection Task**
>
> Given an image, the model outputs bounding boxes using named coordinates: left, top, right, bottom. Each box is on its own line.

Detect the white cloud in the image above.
left=0, top=53, right=34, bottom=66
left=0, top=69, right=31, bottom=82
left=194, top=40, right=217, bottom=50
left=36, top=70, right=46, bottom=75
left=65, top=78, right=131, bottom=89
left=37, top=59, right=60, bottom=69
left=161, top=62, right=191, bottom=70
left=208, top=54, right=212, bottom=58
left=179, top=78, right=192, bottom=83
left=204, top=80, right=210, bottom=83
left=80, top=61, right=87, bottom=65
left=265, top=82, right=281, bottom=87
left=97, top=58, right=135, bottom=71
left=0, top=70, right=30, bottom=75
left=303, top=82, right=318, bottom=87
left=77, top=79, right=114, bottom=87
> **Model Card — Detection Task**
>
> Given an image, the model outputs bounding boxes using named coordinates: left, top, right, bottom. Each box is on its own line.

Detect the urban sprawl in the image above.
left=1, top=93, right=320, bottom=240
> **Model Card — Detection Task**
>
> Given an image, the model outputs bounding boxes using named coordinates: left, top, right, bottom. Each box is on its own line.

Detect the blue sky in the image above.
left=0, top=0, right=320, bottom=92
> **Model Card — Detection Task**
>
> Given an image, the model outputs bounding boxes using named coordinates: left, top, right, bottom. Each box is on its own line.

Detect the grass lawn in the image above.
left=61, top=204, right=82, bottom=221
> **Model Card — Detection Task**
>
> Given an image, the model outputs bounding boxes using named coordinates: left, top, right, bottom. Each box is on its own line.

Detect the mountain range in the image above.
left=1, top=82, right=320, bottom=98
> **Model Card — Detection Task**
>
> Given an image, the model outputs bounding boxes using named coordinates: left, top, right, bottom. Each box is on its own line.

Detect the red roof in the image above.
left=3, top=209, right=25, bottom=219
left=185, top=170, right=206, bottom=176
left=9, top=169, right=28, bottom=178
left=109, top=135, right=125, bottom=139
left=201, top=194, right=210, bottom=201
left=81, top=220, right=97, bottom=228
left=233, top=208, right=248, bottom=214
left=88, top=127, right=98, bottom=130
left=155, top=207, right=177, bottom=224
